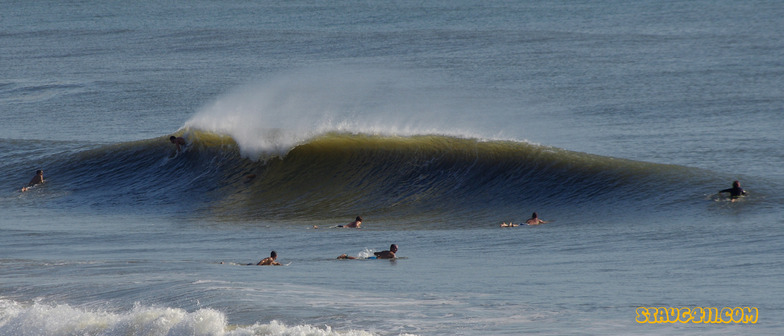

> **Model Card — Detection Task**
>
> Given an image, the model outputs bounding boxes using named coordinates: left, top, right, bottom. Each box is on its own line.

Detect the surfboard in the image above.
left=20, top=184, right=41, bottom=192
left=220, top=261, right=288, bottom=266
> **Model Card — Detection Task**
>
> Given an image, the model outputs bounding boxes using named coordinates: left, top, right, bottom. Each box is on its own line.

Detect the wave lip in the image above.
left=182, top=67, right=486, bottom=161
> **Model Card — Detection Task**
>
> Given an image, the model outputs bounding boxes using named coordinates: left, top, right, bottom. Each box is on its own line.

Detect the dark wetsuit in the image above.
left=719, top=186, right=746, bottom=198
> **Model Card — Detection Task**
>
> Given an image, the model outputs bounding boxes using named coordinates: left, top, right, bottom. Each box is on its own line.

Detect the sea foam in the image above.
left=0, top=299, right=398, bottom=336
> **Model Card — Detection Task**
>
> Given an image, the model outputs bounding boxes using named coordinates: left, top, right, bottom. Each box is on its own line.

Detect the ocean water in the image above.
left=2, top=1, right=783, bottom=335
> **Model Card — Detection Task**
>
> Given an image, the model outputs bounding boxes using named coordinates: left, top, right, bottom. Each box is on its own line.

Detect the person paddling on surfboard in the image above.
left=21, top=169, right=44, bottom=192
left=374, top=244, right=398, bottom=259
left=719, top=180, right=747, bottom=201
left=338, top=244, right=398, bottom=259
left=256, top=251, right=282, bottom=266
left=337, top=216, right=362, bottom=228
left=525, top=212, right=548, bottom=225
left=169, top=135, right=187, bottom=152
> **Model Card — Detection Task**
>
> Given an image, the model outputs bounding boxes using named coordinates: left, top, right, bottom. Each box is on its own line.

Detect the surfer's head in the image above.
left=390, top=244, right=398, bottom=253
left=270, top=251, right=277, bottom=259
left=531, top=212, right=538, bottom=218
left=169, top=136, right=176, bottom=142
left=356, top=216, right=362, bottom=222
left=733, top=180, right=741, bottom=188
left=35, top=170, right=42, bottom=175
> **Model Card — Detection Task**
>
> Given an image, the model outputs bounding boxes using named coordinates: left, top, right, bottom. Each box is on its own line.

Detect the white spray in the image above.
left=183, top=66, right=486, bottom=161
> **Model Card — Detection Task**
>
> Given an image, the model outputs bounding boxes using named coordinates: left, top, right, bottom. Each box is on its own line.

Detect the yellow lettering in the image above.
left=654, top=307, right=669, bottom=323
left=704, top=307, right=720, bottom=323
left=729, top=307, right=746, bottom=323
left=744, top=307, right=758, bottom=324
left=720, top=307, right=735, bottom=323
left=691, top=307, right=704, bottom=324
left=636, top=307, right=651, bottom=323
left=677, top=307, right=692, bottom=323
left=665, top=307, right=677, bottom=323
left=636, top=306, right=758, bottom=324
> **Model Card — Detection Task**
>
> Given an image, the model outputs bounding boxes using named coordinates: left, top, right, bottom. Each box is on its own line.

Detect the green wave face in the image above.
left=6, top=132, right=722, bottom=226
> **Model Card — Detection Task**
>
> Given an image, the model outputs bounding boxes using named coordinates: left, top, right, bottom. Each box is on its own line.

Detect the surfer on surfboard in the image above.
left=336, top=216, right=362, bottom=228
left=718, top=180, right=747, bottom=201
left=169, top=136, right=187, bottom=153
left=374, top=244, right=398, bottom=259
left=21, top=169, right=45, bottom=192
left=256, top=250, right=282, bottom=266
left=337, top=244, right=398, bottom=259
left=500, top=212, right=550, bottom=227
left=525, top=212, right=549, bottom=225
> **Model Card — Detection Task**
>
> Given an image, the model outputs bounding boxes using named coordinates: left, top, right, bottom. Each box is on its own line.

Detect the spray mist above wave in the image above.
left=183, top=66, right=490, bottom=160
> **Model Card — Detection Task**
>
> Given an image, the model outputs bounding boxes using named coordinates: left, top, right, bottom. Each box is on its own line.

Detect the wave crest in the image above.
left=182, top=67, right=485, bottom=161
